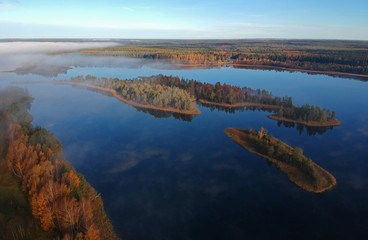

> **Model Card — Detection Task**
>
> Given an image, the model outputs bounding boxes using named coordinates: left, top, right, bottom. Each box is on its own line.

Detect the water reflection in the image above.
left=198, top=101, right=276, bottom=114
left=70, top=83, right=195, bottom=122
left=135, top=107, right=194, bottom=122
left=276, top=120, right=334, bottom=136
left=231, top=65, right=368, bottom=81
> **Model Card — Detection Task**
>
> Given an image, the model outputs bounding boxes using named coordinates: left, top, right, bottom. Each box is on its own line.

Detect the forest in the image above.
left=80, top=39, right=368, bottom=77
left=225, top=127, right=337, bottom=193
left=0, top=87, right=117, bottom=240
left=70, top=75, right=196, bottom=111
left=140, top=74, right=292, bottom=107
left=247, top=128, right=315, bottom=178
left=69, top=74, right=338, bottom=125
left=141, top=75, right=339, bottom=125
left=278, top=104, right=336, bottom=123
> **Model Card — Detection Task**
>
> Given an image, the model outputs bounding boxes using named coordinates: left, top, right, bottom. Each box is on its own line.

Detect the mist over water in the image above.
left=1, top=42, right=368, bottom=240
left=0, top=41, right=128, bottom=76
left=0, top=41, right=118, bottom=54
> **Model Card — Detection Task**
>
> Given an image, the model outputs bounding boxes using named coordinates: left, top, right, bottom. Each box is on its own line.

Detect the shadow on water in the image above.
left=198, top=101, right=277, bottom=114
left=276, top=120, right=334, bottom=136
left=134, top=107, right=193, bottom=122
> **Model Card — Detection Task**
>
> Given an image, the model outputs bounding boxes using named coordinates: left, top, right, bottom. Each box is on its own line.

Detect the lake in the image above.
left=1, top=52, right=368, bottom=240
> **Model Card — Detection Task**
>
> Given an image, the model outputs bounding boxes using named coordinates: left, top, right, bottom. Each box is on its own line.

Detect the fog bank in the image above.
left=0, top=41, right=118, bottom=55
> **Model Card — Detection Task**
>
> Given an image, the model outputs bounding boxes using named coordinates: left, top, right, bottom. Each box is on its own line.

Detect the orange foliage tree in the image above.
left=5, top=123, right=101, bottom=240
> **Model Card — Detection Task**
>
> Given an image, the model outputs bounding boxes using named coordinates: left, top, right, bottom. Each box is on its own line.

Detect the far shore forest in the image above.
left=80, top=39, right=368, bottom=77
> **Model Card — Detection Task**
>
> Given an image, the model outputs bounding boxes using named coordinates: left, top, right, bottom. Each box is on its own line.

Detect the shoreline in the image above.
left=54, top=81, right=201, bottom=115
left=224, top=128, right=336, bottom=193
left=228, top=63, right=368, bottom=79
left=175, top=62, right=368, bottom=79
left=268, top=115, right=341, bottom=127
left=199, top=99, right=281, bottom=109
left=78, top=51, right=368, bottom=79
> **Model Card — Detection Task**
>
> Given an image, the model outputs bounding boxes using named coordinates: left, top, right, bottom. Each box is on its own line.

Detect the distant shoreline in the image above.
left=268, top=115, right=341, bottom=127
left=79, top=50, right=368, bottom=79
left=224, top=128, right=337, bottom=193
left=54, top=81, right=201, bottom=115
left=175, top=62, right=368, bottom=79
left=229, top=63, right=368, bottom=79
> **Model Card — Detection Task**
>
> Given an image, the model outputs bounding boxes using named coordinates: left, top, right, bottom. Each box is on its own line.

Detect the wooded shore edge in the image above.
left=80, top=51, right=368, bottom=79
left=54, top=81, right=201, bottom=115
left=0, top=87, right=118, bottom=239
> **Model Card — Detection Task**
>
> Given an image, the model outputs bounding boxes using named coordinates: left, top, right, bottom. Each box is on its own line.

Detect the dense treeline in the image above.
left=141, top=75, right=292, bottom=106
left=0, top=87, right=49, bottom=239
left=70, top=74, right=338, bottom=124
left=1, top=87, right=117, bottom=240
left=279, top=104, right=336, bottom=122
left=82, top=40, right=368, bottom=76
left=70, top=75, right=196, bottom=111
left=247, top=128, right=315, bottom=178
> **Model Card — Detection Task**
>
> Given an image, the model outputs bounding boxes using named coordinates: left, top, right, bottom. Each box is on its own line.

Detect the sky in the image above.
left=0, top=0, right=367, bottom=40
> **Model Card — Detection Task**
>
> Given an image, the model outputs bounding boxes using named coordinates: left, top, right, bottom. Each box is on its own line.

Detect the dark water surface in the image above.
left=1, top=55, right=368, bottom=240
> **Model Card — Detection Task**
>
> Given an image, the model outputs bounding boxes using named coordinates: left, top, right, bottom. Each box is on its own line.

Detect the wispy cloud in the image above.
left=0, top=3, right=14, bottom=10
left=0, top=0, right=19, bottom=10
left=122, top=7, right=134, bottom=12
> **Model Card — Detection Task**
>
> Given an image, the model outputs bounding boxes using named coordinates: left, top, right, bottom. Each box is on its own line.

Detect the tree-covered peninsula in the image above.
left=141, top=75, right=340, bottom=127
left=269, top=104, right=341, bottom=127
left=0, top=87, right=118, bottom=240
left=225, top=128, right=336, bottom=193
left=61, top=74, right=340, bottom=127
left=140, top=74, right=292, bottom=109
left=63, top=75, right=200, bottom=115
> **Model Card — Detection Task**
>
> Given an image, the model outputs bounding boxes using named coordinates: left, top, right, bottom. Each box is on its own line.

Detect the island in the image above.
left=0, top=87, right=118, bottom=240
left=224, top=127, right=336, bottom=193
left=57, top=75, right=201, bottom=115
left=140, top=75, right=293, bottom=110
left=140, top=75, right=340, bottom=127
left=57, top=75, right=340, bottom=127
left=268, top=104, right=341, bottom=127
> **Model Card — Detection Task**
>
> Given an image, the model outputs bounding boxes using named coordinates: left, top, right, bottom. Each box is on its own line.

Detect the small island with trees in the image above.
left=269, top=104, right=341, bottom=127
left=59, top=75, right=201, bottom=115
left=224, top=127, right=336, bottom=193
left=140, top=75, right=340, bottom=127
left=140, top=75, right=292, bottom=109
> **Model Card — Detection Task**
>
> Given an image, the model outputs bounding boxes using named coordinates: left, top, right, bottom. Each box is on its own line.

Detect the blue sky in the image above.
left=0, top=0, right=367, bottom=39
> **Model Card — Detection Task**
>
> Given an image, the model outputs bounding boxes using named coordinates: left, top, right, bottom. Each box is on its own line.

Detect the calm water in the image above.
left=1, top=53, right=368, bottom=240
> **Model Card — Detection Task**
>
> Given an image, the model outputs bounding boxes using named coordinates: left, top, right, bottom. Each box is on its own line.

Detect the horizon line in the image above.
left=0, top=37, right=367, bottom=42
